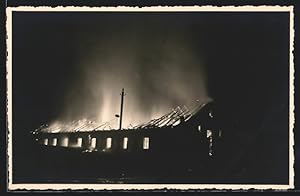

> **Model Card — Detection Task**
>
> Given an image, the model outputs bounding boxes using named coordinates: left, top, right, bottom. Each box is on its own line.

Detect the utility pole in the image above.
left=119, top=88, right=125, bottom=130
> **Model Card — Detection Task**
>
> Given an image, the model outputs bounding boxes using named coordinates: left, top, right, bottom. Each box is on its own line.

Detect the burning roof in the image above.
left=34, top=101, right=209, bottom=134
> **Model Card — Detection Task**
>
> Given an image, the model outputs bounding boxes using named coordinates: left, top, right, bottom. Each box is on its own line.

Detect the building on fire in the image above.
left=31, top=89, right=223, bottom=159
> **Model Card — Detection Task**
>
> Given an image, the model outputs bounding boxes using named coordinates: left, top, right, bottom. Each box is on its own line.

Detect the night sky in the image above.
left=12, top=11, right=290, bottom=183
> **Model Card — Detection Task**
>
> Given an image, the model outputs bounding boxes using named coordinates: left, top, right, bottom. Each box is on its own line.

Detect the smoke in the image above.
left=57, top=26, right=210, bottom=129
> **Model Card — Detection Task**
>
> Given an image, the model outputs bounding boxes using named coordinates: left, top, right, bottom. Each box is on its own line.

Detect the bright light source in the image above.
left=91, top=138, right=97, bottom=148
left=106, top=137, right=112, bottom=149
left=123, top=137, right=128, bottom=149
left=206, top=130, right=212, bottom=138
left=61, top=137, right=69, bottom=147
left=143, top=137, right=149, bottom=149
left=52, top=138, right=57, bottom=146
left=77, top=137, right=82, bottom=147
left=198, top=125, right=201, bottom=132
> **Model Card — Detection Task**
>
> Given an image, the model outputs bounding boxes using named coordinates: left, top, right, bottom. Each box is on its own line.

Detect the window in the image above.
left=91, top=138, right=97, bottom=148
left=106, top=137, right=112, bottom=149
left=44, top=138, right=48, bottom=145
left=123, top=137, right=128, bottom=149
left=198, top=125, right=201, bottom=132
left=143, top=137, right=149, bottom=149
left=206, top=130, right=212, bottom=138
left=62, top=137, right=69, bottom=147
left=77, top=137, right=82, bottom=147
left=52, top=138, right=57, bottom=146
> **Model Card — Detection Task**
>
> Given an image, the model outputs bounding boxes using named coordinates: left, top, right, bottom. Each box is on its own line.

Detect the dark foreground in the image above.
left=13, top=138, right=289, bottom=184
left=14, top=145, right=220, bottom=184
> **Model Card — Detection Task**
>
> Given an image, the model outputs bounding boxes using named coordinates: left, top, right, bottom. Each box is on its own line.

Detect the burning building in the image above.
left=31, top=89, right=222, bottom=161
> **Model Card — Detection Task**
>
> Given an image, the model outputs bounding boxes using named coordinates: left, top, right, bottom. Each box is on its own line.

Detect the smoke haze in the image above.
left=60, top=26, right=210, bottom=128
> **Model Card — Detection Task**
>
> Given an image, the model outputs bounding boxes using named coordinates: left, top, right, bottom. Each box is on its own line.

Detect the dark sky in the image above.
left=13, top=11, right=289, bottom=127
left=14, top=12, right=214, bottom=127
left=12, top=11, right=290, bottom=183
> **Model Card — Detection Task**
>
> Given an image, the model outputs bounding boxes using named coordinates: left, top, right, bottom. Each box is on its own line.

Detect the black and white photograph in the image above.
left=6, top=6, right=294, bottom=190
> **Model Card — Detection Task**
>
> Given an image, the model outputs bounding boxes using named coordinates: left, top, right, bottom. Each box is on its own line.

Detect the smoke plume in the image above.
left=57, top=24, right=210, bottom=129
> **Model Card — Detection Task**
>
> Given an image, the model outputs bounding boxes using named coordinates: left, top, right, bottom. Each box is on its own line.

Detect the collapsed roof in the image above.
left=34, top=101, right=210, bottom=134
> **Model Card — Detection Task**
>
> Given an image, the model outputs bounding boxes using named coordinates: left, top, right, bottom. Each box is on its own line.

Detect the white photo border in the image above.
left=6, top=5, right=295, bottom=191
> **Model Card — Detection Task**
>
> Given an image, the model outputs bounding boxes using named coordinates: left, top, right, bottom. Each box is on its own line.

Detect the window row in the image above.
left=198, top=125, right=222, bottom=138
left=42, top=137, right=150, bottom=150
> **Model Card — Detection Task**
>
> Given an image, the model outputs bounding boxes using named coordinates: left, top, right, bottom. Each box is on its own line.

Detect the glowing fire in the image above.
left=36, top=35, right=211, bottom=133
left=37, top=99, right=211, bottom=133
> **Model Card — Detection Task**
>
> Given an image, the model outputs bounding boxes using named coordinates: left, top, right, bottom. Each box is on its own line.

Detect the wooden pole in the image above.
left=119, top=88, right=125, bottom=130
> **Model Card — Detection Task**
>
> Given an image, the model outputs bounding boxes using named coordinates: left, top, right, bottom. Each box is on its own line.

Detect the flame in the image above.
left=39, top=99, right=211, bottom=133
left=41, top=34, right=211, bottom=132
left=40, top=119, right=101, bottom=133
